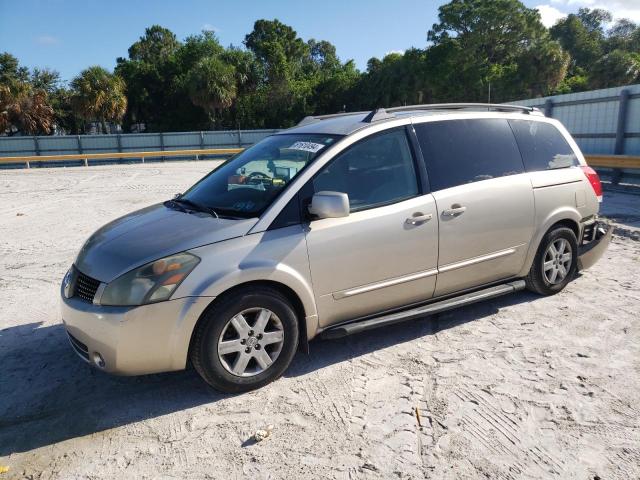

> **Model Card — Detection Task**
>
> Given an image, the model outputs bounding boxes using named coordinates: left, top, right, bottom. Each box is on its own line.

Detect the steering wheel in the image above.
left=247, top=171, right=272, bottom=185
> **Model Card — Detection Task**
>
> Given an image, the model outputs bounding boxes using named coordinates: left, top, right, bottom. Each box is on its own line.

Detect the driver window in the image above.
left=312, top=129, right=419, bottom=211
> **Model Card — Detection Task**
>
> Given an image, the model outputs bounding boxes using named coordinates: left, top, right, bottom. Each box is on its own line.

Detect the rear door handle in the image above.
left=442, top=205, right=467, bottom=217
left=406, top=212, right=433, bottom=225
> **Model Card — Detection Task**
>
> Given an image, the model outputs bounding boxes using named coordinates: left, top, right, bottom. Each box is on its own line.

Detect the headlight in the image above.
left=100, top=252, right=200, bottom=306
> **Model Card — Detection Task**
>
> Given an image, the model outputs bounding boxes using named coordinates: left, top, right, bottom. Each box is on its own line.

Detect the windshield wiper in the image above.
left=172, top=197, right=219, bottom=219
left=164, top=199, right=188, bottom=213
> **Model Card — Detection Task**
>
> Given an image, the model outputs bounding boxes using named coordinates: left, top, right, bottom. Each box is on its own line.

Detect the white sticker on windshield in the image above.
left=288, top=141, right=324, bottom=153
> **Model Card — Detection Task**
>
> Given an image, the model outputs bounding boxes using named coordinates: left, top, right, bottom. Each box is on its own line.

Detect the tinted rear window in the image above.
left=414, top=119, right=524, bottom=191
left=509, top=120, right=578, bottom=171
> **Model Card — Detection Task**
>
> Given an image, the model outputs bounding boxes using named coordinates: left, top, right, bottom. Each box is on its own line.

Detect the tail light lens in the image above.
left=581, top=165, right=603, bottom=202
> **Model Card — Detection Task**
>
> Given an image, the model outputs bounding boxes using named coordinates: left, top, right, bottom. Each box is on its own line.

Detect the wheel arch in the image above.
left=188, top=280, right=311, bottom=359
left=519, top=211, right=581, bottom=277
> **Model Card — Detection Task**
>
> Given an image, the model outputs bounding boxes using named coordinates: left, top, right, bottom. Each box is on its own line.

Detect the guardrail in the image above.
left=584, top=155, right=640, bottom=169
left=586, top=155, right=640, bottom=186
left=0, top=148, right=243, bottom=168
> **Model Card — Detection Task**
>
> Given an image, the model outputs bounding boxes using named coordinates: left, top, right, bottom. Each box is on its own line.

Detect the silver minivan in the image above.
left=61, top=104, right=611, bottom=392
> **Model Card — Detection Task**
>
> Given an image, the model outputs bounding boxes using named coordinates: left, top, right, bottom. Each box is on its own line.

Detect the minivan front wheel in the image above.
left=190, top=286, right=299, bottom=393
left=526, top=226, right=578, bottom=295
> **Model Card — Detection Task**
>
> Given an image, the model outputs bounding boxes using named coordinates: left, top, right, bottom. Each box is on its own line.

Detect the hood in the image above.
left=75, top=203, right=258, bottom=282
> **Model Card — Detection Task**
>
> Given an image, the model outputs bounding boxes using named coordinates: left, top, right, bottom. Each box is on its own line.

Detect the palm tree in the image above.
left=70, top=66, right=127, bottom=134
left=185, top=57, right=237, bottom=129
left=0, top=82, right=55, bottom=135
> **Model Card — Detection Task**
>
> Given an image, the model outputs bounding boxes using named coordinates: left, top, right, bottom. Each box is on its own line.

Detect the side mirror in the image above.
left=308, top=191, right=350, bottom=219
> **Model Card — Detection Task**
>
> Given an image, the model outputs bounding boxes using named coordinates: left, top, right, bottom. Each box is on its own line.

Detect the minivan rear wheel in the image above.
left=525, top=226, right=578, bottom=295
left=190, top=286, right=299, bottom=393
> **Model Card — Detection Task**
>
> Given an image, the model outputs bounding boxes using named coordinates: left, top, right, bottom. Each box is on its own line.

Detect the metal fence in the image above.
left=0, top=129, right=278, bottom=159
left=512, top=84, right=640, bottom=186
left=512, top=84, right=640, bottom=156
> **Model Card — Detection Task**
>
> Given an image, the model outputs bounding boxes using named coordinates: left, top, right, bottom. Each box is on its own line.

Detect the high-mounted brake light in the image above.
left=581, top=165, right=603, bottom=203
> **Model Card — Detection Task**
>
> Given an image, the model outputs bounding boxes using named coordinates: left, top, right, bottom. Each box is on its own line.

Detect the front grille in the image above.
left=67, top=332, right=90, bottom=361
left=74, top=269, right=100, bottom=303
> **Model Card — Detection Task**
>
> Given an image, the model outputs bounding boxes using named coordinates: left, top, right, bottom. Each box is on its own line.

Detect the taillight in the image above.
left=581, top=165, right=603, bottom=202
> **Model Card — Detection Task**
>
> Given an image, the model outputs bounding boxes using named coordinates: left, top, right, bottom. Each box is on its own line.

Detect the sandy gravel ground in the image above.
left=0, top=161, right=639, bottom=480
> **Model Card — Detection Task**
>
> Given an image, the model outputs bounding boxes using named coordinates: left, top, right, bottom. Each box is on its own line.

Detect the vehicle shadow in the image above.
left=0, top=290, right=538, bottom=456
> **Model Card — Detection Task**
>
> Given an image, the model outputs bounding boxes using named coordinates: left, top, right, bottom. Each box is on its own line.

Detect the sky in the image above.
left=1, top=0, right=639, bottom=83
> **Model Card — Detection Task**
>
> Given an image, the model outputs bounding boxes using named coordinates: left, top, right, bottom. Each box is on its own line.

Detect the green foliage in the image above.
left=425, top=0, right=569, bottom=102
left=0, top=52, right=29, bottom=85
left=589, top=50, right=640, bottom=89
left=70, top=66, right=127, bottom=133
left=549, top=9, right=640, bottom=92
left=3, top=1, right=640, bottom=135
left=186, top=57, right=237, bottom=128
left=128, top=25, right=180, bottom=63
left=0, top=53, right=56, bottom=135
left=550, top=14, right=603, bottom=70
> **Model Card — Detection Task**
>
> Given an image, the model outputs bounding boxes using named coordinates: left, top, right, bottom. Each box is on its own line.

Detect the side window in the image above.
left=312, top=129, right=419, bottom=211
left=509, top=120, right=578, bottom=171
left=414, top=119, right=524, bottom=191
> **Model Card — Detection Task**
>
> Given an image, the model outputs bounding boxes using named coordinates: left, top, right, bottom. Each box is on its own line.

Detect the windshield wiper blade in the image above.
left=164, top=199, right=188, bottom=213
left=173, top=197, right=219, bottom=218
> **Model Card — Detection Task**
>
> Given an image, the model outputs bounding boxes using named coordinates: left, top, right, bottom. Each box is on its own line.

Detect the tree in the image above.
left=354, top=49, right=431, bottom=108
left=605, top=19, right=640, bottom=53
left=29, top=68, right=79, bottom=133
left=244, top=19, right=316, bottom=127
left=0, top=83, right=55, bottom=135
left=30, top=67, right=61, bottom=94
left=185, top=57, right=237, bottom=129
left=128, top=25, right=180, bottom=64
left=0, top=53, right=56, bottom=135
left=70, top=66, right=127, bottom=133
left=550, top=14, right=603, bottom=70
left=426, top=0, right=568, bottom=101
left=0, top=52, right=29, bottom=85
left=589, top=50, right=640, bottom=89
left=116, top=26, right=181, bottom=132
left=244, top=19, right=308, bottom=73
left=576, top=8, right=611, bottom=35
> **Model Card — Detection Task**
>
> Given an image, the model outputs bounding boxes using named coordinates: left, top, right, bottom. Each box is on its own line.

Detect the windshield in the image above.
left=180, top=134, right=340, bottom=218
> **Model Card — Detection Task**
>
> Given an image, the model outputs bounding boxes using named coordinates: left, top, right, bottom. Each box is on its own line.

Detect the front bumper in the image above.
left=61, top=292, right=212, bottom=375
left=577, top=221, right=612, bottom=271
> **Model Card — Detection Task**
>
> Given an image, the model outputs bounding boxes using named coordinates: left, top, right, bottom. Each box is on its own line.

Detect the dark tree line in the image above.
left=1, top=0, right=639, bottom=136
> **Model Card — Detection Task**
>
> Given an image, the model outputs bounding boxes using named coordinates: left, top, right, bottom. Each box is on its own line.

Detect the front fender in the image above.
left=173, top=225, right=319, bottom=340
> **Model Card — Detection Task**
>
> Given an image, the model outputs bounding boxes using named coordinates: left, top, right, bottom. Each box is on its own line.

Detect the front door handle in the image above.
left=406, top=212, right=433, bottom=225
left=442, top=204, right=467, bottom=217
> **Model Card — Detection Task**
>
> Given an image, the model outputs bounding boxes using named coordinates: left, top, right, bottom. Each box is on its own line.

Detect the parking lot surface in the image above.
left=1, top=162, right=638, bottom=479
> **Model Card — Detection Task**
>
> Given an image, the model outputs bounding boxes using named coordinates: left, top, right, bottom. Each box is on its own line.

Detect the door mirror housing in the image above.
left=308, top=191, right=350, bottom=219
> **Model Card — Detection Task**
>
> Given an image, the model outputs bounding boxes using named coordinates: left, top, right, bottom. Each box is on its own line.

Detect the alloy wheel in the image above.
left=217, top=308, right=285, bottom=377
left=543, top=238, right=573, bottom=285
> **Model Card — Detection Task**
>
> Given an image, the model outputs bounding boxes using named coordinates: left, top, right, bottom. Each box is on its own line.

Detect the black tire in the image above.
left=525, top=226, right=578, bottom=295
left=190, top=286, right=299, bottom=393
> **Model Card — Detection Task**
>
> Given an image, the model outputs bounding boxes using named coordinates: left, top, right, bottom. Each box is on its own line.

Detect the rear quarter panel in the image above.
left=519, top=168, right=599, bottom=277
left=518, top=118, right=600, bottom=276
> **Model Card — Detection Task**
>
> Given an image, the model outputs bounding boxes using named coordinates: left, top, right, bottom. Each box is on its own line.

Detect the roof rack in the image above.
left=386, top=103, right=540, bottom=115
left=296, top=103, right=540, bottom=127
left=362, top=108, right=395, bottom=123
